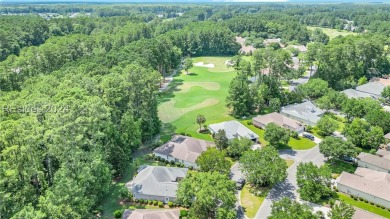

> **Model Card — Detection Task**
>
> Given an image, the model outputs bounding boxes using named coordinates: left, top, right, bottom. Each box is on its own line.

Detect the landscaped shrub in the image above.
left=329, top=199, right=335, bottom=207
left=170, top=160, right=175, bottom=165
left=180, top=210, right=188, bottom=217
left=179, top=132, right=186, bottom=136
left=189, top=166, right=194, bottom=170
left=358, top=197, right=363, bottom=201
left=364, top=200, right=368, bottom=203
left=168, top=201, right=174, bottom=208
left=247, top=120, right=253, bottom=125
left=381, top=206, right=385, bottom=209
left=148, top=200, right=153, bottom=205
left=376, top=204, right=381, bottom=207
left=158, top=201, right=164, bottom=208
left=153, top=200, right=158, bottom=206
left=134, top=199, right=139, bottom=203
left=187, top=134, right=192, bottom=137
left=305, top=125, right=313, bottom=132
left=370, top=202, right=374, bottom=205
left=114, top=210, right=123, bottom=218
left=290, top=131, right=299, bottom=139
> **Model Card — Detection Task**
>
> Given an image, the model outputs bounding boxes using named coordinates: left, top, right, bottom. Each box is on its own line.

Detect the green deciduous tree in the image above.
left=328, top=201, right=355, bottom=219
left=264, top=123, right=290, bottom=147
left=269, top=197, right=320, bottom=219
left=176, top=172, right=236, bottom=219
left=297, top=78, right=329, bottom=99
left=183, top=57, right=193, bottom=74
left=227, top=137, right=252, bottom=159
left=196, top=147, right=230, bottom=175
left=319, top=137, right=356, bottom=161
left=316, top=116, right=339, bottom=136
left=226, top=73, right=253, bottom=117
left=297, top=162, right=332, bottom=203
left=213, top=129, right=229, bottom=150
left=240, top=147, right=287, bottom=187
left=343, top=118, right=384, bottom=149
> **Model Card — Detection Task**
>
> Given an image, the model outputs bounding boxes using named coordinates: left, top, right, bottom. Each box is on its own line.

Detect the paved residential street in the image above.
left=255, top=143, right=326, bottom=219
left=231, top=163, right=247, bottom=219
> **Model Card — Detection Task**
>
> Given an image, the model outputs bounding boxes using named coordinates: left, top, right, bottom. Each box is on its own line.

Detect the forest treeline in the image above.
left=1, top=3, right=390, bottom=218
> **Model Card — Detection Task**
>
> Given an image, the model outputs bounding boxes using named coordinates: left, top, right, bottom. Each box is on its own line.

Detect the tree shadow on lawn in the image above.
left=158, top=79, right=184, bottom=104
left=160, top=123, right=177, bottom=143
left=186, top=72, right=198, bottom=76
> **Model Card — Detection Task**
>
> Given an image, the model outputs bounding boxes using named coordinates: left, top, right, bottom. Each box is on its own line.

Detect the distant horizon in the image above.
left=1, top=0, right=389, bottom=3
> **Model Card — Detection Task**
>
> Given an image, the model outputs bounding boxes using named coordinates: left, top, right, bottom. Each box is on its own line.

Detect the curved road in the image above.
left=255, top=144, right=326, bottom=219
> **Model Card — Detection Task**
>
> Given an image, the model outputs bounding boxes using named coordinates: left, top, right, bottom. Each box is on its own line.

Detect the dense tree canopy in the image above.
left=269, top=197, right=320, bottom=219
left=319, top=137, right=357, bottom=161
left=240, top=147, right=287, bottom=187
left=297, top=162, right=332, bottom=203
left=196, top=147, right=230, bottom=175
left=176, top=172, right=237, bottom=219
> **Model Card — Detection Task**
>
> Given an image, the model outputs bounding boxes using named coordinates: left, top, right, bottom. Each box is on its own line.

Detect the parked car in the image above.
left=341, top=156, right=355, bottom=163
left=236, top=178, right=245, bottom=190
left=303, top=133, right=315, bottom=141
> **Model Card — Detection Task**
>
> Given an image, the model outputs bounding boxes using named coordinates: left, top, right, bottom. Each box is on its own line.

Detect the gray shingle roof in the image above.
left=355, top=82, right=385, bottom=97
left=126, top=166, right=188, bottom=198
left=280, top=101, right=324, bottom=124
left=153, top=135, right=214, bottom=163
left=208, top=120, right=259, bottom=140
left=341, top=89, right=375, bottom=99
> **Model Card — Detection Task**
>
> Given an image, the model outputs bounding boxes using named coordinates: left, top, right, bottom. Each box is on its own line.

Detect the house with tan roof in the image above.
left=353, top=208, right=386, bottom=219
left=356, top=152, right=390, bottom=173
left=126, top=166, right=188, bottom=203
left=252, top=112, right=304, bottom=133
left=153, top=135, right=214, bottom=169
left=336, top=167, right=390, bottom=208
left=122, top=209, right=180, bottom=219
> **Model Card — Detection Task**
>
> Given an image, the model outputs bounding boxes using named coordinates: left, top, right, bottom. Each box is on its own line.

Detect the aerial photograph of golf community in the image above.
left=1, top=1, right=390, bottom=219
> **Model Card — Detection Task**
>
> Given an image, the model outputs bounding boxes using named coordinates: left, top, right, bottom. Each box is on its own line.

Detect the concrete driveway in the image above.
left=231, top=162, right=247, bottom=219
left=254, top=145, right=326, bottom=219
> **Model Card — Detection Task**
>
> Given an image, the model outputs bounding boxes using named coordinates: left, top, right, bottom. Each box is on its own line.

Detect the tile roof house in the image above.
left=356, top=152, right=390, bottom=173
left=153, top=135, right=214, bottom=169
left=280, top=101, right=324, bottom=126
left=122, top=209, right=180, bottom=219
left=208, top=120, right=259, bottom=142
left=337, top=167, right=390, bottom=208
left=352, top=208, right=386, bottom=219
left=376, top=149, right=390, bottom=160
left=252, top=112, right=304, bottom=133
left=126, top=166, right=188, bottom=203
left=341, top=88, right=376, bottom=99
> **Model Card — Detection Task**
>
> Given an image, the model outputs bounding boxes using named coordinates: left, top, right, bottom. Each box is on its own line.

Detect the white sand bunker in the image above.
left=194, top=62, right=215, bottom=68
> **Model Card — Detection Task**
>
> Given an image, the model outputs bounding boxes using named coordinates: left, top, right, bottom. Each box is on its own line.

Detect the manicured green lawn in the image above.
left=338, top=193, right=390, bottom=218
left=284, top=159, right=294, bottom=168
left=307, top=26, right=358, bottom=39
left=240, top=120, right=316, bottom=150
left=240, top=185, right=266, bottom=218
left=325, top=159, right=356, bottom=175
left=158, top=56, right=236, bottom=141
